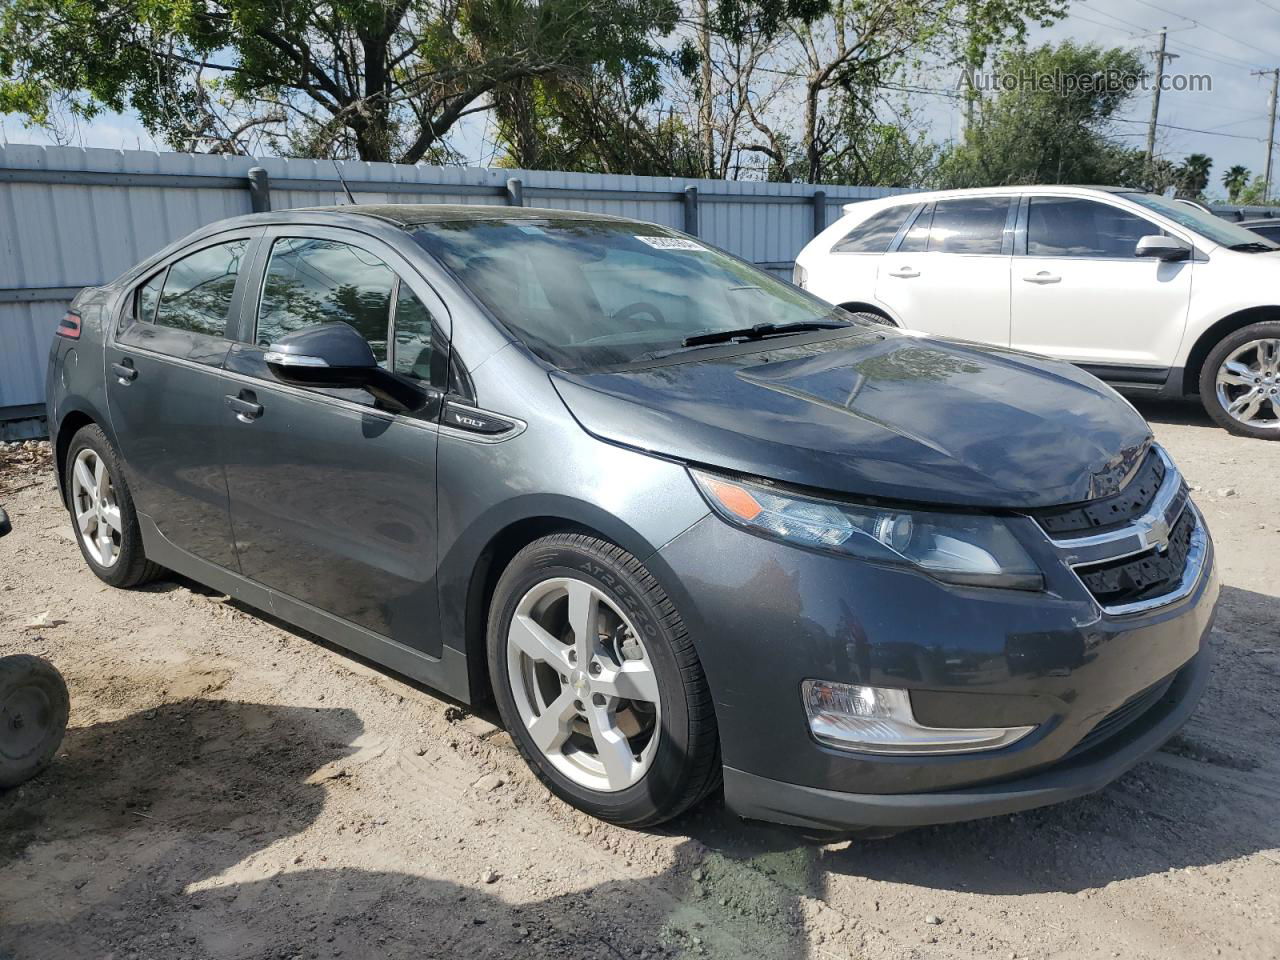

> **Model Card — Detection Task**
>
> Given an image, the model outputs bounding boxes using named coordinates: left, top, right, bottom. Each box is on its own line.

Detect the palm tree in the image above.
left=1178, top=153, right=1214, bottom=198
left=1223, top=164, right=1251, bottom=203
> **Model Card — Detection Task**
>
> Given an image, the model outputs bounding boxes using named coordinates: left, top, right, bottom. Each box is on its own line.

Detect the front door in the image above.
left=105, top=234, right=255, bottom=570
left=1010, top=196, right=1193, bottom=370
left=873, top=196, right=1014, bottom=345
left=218, top=228, right=451, bottom=657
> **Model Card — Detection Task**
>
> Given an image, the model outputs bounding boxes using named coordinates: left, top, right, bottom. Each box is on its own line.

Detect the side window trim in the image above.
left=113, top=230, right=261, bottom=359
left=920, top=196, right=1014, bottom=257
left=886, top=203, right=923, bottom=253
left=889, top=202, right=933, bottom=254
left=246, top=225, right=453, bottom=347
left=1018, top=195, right=1168, bottom=260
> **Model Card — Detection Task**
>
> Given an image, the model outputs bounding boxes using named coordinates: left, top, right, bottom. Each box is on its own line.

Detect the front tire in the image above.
left=64, top=424, right=162, bottom=587
left=487, top=533, right=721, bottom=827
left=1199, top=322, right=1280, bottom=439
left=0, top=655, right=70, bottom=789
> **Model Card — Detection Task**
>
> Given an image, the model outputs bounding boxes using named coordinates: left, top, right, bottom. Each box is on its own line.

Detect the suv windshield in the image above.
left=412, top=219, right=856, bottom=370
left=1119, top=192, right=1280, bottom=250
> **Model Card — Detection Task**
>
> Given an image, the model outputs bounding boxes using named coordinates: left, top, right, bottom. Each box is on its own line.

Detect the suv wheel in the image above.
left=487, top=533, right=720, bottom=827
left=1199, top=322, right=1280, bottom=439
left=65, top=424, right=162, bottom=587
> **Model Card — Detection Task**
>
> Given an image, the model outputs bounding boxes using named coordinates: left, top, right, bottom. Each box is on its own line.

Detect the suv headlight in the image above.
left=690, top=470, right=1042, bottom=590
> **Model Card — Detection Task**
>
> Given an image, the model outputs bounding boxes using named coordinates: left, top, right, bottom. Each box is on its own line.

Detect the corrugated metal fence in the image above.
left=0, top=143, right=909, bottom=433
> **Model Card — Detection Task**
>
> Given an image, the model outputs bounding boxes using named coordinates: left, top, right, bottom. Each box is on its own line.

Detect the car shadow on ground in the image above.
left=1130, top=396, right=1217, bottom=429
left=0, top=698, right=803, bottom=959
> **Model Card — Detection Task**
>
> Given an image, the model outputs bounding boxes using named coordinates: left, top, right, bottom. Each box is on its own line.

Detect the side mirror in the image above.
left=266, top=321, right=433, bottom=413
left=1135, top=235, right=1191, bottom=262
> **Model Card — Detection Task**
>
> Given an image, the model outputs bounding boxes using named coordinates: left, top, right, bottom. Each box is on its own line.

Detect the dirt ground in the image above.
left=1, top=399, right=1278, bottom=960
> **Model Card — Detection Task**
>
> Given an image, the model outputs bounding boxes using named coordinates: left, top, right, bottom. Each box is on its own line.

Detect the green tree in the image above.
left=0, top=0, right=678, bottom=162
left=936, top=40, right=1145, bottom=188
left=1177, top=152, right=1213, bottom=199
left=1223, top=164, right=1252, bottom=203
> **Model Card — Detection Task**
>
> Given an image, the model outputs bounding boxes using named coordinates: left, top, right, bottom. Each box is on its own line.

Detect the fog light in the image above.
left=801, top=680, right=1034, bottom=755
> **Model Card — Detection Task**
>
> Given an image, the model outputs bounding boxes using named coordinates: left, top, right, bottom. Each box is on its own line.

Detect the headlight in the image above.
left=791, top=262, right=808, bottom=287
left=690, top=469, right=1043, bottom=590
left=802, top=680, right=1035, bottom=754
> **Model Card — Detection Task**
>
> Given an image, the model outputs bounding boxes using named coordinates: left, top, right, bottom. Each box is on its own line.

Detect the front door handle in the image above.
left=111, top=360, right=137, bottom=384
left=224, top=391, right=263, bottom=423
left=1023, top=271, right=1061, bottom=284
left=887, top=267, right=920, bottom=279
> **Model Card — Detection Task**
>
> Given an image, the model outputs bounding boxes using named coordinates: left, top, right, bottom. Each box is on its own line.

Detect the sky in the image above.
left=2, top=0, right=1278, bottom=199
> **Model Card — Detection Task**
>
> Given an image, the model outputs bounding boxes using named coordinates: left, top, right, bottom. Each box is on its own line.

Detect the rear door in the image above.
left=873, top=196, right=1014, bottom=344
left=803, top=202, right=917, bottom=310
left=106, top=233, right=257, bottom=570
left=1009, top=195, right=1192, bottom=372
left=218, top=226, right=451, bottom=657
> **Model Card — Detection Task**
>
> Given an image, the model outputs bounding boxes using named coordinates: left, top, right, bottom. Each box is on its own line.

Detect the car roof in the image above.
left=840, top=184, right=1139, bottom=214
left=212, top=204, right=633, bottom=231
left=1239, top=217, right=1279, bottom=226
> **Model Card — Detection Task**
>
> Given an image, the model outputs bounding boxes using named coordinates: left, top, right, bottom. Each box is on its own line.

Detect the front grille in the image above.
left=1064, top=671, right=1177, bottom=761
left=1035, top=449, right=1166, bottom=535
left=1075, top=508, right=1196, bottom=608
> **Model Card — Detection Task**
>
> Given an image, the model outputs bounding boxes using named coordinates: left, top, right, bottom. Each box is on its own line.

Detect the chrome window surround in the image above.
left=1043, top=447, right=1210, bottom=617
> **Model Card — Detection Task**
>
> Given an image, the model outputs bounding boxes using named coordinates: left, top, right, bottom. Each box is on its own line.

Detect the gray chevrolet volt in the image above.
left=46, top=205, right=1219, bottom=831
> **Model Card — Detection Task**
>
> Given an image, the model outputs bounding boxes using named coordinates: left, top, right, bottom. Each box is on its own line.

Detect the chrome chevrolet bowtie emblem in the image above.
left=1141, top=516, right=1172, bottom=553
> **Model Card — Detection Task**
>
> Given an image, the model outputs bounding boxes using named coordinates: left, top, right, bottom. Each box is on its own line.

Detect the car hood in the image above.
left=549, top=330, right=1153, bottom=509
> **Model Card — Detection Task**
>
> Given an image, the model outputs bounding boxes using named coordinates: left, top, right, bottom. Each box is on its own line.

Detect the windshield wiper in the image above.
left=681, top=320, right=847, bottom=348
left=1228, top=241, right=1279, bottom=253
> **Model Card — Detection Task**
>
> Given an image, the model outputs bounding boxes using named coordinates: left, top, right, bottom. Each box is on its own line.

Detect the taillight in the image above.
left=792, top=262, right=808, bottom=288
left=56, top=311, right=81, bottom=340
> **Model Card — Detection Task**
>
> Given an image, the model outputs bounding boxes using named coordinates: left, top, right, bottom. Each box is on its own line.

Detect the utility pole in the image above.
left=697, top=0, right=714, bottom=178
left=1254, top=68, right=1279, bottom=204
left=1145, top=28, right=1178, bottom=177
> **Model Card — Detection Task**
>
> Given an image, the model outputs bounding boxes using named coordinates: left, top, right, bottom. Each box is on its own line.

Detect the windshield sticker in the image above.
left=635, top=235, right=708, bottom=252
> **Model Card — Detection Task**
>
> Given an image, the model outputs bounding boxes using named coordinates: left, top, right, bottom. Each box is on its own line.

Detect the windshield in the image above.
left=1119, top=192, right=1280, bottom=250
left=412, top=219, right=857, bottom=370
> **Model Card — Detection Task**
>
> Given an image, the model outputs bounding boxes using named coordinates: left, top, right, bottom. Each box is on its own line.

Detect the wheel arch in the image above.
left=1181, top=305, right=1280, bottom=395
left=53, top=406, right=101, bottom=506
left=446, top=499, right=673, bottom=705
left=836, top=302, right=899, bottom=327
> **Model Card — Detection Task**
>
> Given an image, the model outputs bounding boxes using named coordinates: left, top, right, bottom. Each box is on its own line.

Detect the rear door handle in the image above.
left=224, top=391, right=263, bottom=423
left=887, top=268, right=920, bottom=279
left=111, top=360, right=137, bottom=384
left=1023, top=272, right=1061, bottom=284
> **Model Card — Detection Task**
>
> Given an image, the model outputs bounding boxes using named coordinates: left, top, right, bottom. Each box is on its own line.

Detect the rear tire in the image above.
left=487, top=533, right=721, bottom=827
left=0, top=655, right=70, bottom=789
left=64, top=424, right=162, bottom=587
left=1198, top=321, right=1280, bottom=440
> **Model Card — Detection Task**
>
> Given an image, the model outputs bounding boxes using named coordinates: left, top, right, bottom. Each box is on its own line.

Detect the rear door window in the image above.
left=154, top=239, right=249, bottom=337
left=1027, top=198, right=1158, bottom=258
left=926, top=198, right=1011, bottom=254
left=832, top=205, right=913, bottom=253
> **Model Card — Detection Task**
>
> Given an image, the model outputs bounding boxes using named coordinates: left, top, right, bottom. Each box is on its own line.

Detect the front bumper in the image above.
left=652, top=491, right=1220, bottom=829
left=723, top=644, right=1212, bottom=829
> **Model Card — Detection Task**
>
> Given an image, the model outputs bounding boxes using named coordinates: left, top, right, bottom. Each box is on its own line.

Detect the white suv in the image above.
left=794, top=185, right=1280, bottom=439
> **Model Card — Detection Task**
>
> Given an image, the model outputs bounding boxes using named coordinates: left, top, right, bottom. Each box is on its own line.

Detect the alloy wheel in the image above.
left=70, top=447, right=123, bottom=567
left=506, top=577, right=661, bottom=792
left=1215, top=338, right=1280, bottom=430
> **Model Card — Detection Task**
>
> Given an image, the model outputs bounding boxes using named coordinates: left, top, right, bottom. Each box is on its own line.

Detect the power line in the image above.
left=1254, top=0, right=1280, bottom=16
left=1112, top=116, right=1269, bottom=141
left=1127, top=0, right=1278, bottom=60
left=1077, top=1, right=1150, bottom=33
left=1167, top=41, right=1266, bottom=72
